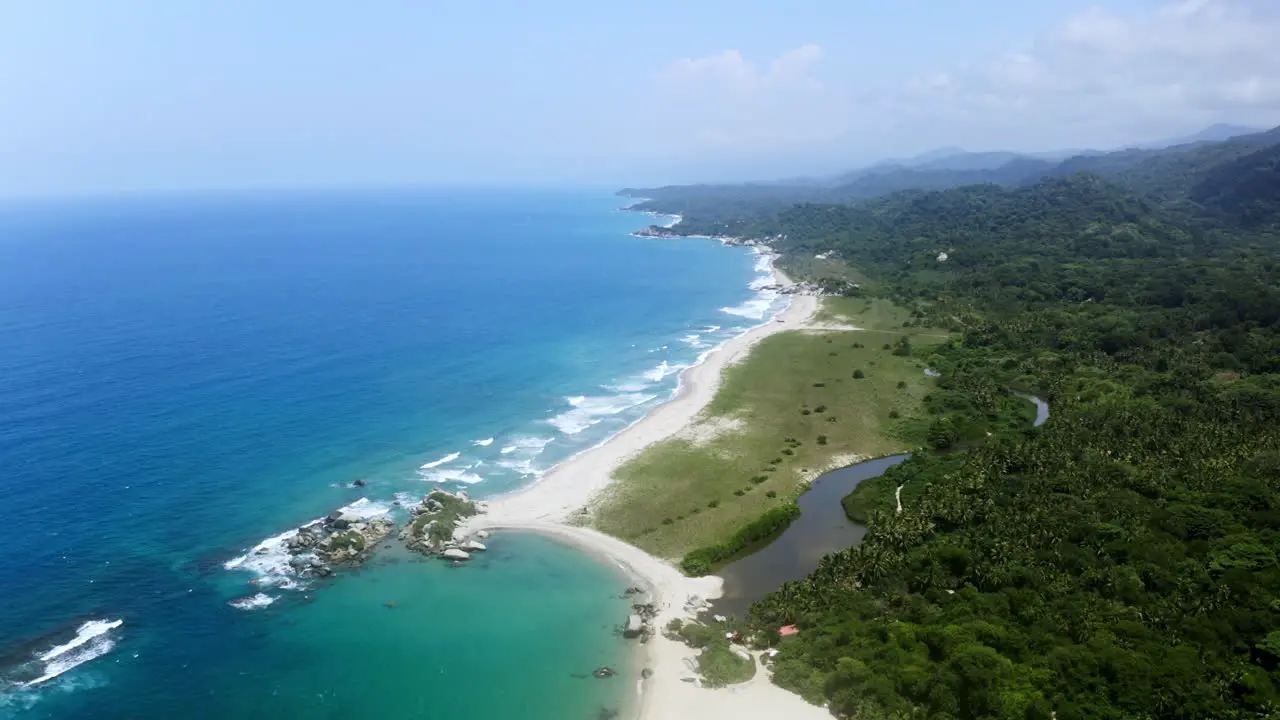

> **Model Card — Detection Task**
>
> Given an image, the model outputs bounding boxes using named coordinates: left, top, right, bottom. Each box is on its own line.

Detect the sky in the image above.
left=1, top=0, right=1278, bottom=196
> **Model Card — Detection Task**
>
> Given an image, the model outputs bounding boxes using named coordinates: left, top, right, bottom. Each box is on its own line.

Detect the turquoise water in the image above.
left=0, top=189, right=778, bottom=718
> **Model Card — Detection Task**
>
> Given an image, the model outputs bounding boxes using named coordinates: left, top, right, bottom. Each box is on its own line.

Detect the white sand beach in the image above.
left=462, top=273, right=835, bottom=720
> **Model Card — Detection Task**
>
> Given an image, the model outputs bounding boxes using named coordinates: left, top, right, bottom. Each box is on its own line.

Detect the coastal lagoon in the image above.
left=712, top=455, right=910, bottom=617
left=0, top=190, right=782, bottom=718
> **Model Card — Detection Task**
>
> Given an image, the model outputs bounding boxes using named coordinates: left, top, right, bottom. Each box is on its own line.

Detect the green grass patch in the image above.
left=409, top=491, right=478, bottom=545
left=592, top=297, right=950, bottom=559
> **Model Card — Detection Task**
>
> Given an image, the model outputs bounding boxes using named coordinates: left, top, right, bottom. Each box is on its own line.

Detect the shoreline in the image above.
left=463, top=267, right=834, bottom=719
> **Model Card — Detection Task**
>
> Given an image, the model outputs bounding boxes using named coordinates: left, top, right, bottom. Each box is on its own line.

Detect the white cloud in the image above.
left=642, top=0, right=1280, bottom=169
left=661, top=44, right=824, bottom=95
left=648, top=45, right=839, bottom=153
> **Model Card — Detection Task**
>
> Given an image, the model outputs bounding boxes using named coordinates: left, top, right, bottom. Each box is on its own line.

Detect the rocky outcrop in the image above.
left=400, top=489, right=484, bottom=561
left=623, top=614, right=644, bottom=638
left=281, top=508, right=395, bottom=580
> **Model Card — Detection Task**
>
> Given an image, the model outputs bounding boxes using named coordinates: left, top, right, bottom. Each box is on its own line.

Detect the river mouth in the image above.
left=710, top=454, right=910, bottom=617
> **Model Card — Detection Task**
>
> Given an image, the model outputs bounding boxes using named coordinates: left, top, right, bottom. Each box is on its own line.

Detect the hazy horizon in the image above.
left=2, top=0, right=1278, bottom=197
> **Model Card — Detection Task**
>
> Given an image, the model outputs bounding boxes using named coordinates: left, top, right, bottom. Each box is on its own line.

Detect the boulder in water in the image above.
left=461, top=540, right=487, bottom=552
left=442, top=548, right=471, bottom=561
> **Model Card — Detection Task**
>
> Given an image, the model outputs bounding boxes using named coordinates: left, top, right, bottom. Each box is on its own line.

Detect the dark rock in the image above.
left=353, top=479, right=367, bottom=487
left=641, top=668, right=654, bottom=679
left=592, top=667, right=617, bottom=679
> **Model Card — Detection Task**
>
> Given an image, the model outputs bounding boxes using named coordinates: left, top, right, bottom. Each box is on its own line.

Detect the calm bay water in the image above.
left=0, top=189, right=780, bottom=718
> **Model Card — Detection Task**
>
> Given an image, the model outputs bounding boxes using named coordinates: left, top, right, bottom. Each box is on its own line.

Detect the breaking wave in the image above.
left=224, top=498, right=390, bottom=589
left=548, top=393, right=656, bottom=435
left=420, top=452, right=460, bottom=469
left=229, top=593, right=276, bottom=611
left=23, top=619, right=123, bottom=688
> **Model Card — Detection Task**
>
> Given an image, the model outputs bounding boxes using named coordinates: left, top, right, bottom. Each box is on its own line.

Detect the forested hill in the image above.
left=620, top=125, right=1280, bottom=237
left=691, top=140, right=1280, bottom=718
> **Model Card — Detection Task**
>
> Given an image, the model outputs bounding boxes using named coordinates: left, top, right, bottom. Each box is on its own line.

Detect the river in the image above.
left=712, top=394, right=1050, bottom=617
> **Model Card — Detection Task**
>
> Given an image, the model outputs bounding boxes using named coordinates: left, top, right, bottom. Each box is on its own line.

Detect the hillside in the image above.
left=697, top=140, right=1280, bottom=718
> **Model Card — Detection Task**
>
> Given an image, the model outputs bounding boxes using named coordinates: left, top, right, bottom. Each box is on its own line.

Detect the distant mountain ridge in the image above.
left=667, top=124, right=1270, bottom=197
left=619, top=124, right=1280, bottom=236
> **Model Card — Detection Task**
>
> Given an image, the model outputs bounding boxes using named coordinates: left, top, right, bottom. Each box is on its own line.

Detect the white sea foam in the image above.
left=720, top=294, right=777, bottom=320
left=499, top=445, right=518, bottom=454
left=229, top=593, right=277, bottom=610
left=681, top=334, right=703, bottom=347
left=420, top=451, right=460, bottom=469
left=703, top=325, right=721, bottom=333
left=472, top=437, right=494, bottom=447
left=643, top=362, right=670, bottom=382
left=421, top=467, right=486, bottom=484
left=505, top=435, right=552, bottom=452
left=643, top=360, right=688, bottom=383
left=223, top=527, right=303, bottom=590
left=24, top=619, right=122, bottom=687
left=339, top=497, right=392, bottom=520
left=496, top=456, right=541, bottom=476
left=548, top=393, right=656, bottom=435
left=606, top=380, right=652, bottom=393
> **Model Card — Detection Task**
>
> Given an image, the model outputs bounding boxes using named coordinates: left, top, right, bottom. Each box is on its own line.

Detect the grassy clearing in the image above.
left=591, top=297, right=951, bottom=560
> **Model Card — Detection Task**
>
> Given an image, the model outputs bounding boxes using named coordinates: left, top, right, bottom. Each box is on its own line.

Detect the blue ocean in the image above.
left=0, top=189, right=780, bottom=718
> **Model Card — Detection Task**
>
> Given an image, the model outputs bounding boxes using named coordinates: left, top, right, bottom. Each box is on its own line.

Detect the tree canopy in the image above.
left=651, top=129, right=1280, bottom=718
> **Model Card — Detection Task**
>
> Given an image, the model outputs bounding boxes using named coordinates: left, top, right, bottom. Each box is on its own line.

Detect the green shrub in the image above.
left=697, top=644, right=756, bottom=688
left=680, top=504, right=802, bottom=576
left=817, top=435, right=828, bottom=445
left=853, top=369, right=866, bottom=379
